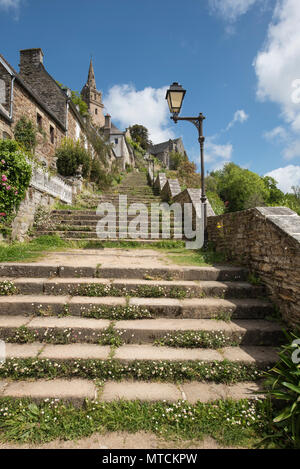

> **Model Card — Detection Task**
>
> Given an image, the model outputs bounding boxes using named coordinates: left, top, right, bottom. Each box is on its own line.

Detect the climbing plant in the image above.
left=0, top=139, right=32, bottom=220
left=14, top=116, right=37, bottom=152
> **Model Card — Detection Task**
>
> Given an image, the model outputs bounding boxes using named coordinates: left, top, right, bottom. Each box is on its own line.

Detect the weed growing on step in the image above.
left=248, top=273, right=262, bottom=286
left=3, top=325, right=125, bottom=347
left=0, top=358, right=266, bottom=383
left=75, top=283, right=190, bottom=299
left=154, top=331, right=242, bottom=348
left=0, top=397, right=271, bottom=447
left=214, top=311, right=233, bottom=322
left=0, top=280, right=18, bottom=296
left=81, top=305, right=153, bottom=320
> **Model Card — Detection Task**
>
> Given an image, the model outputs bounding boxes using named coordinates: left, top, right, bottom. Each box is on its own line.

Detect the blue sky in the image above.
left=1, top=0, right=300, bottom=192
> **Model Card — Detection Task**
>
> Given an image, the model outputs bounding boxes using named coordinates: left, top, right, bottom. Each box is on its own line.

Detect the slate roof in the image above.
left=150, top=138, right=182, bottom=155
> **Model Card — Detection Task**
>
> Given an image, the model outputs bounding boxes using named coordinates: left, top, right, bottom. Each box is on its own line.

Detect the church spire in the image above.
left=87, top=59, right=96, bottom=89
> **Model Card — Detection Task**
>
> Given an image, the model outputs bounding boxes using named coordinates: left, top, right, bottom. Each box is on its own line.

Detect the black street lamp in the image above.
left=166, top=82, right=208, bottom=247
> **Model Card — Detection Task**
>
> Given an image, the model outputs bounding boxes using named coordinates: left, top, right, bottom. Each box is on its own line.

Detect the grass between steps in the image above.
left=0, top=397, right=273, bottom=447
left=0, top=358, right=265, bottom=382
left=0, top=234, right=228, bottom=265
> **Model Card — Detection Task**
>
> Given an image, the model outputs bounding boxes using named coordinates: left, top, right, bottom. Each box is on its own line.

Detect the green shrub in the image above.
left=56, top=138, right=91, bottom=178
left=207, top=191, right=225, bottom=215
left=0, top=139, right=32, bottom=220
left=262, top=330, right=300, bottom=449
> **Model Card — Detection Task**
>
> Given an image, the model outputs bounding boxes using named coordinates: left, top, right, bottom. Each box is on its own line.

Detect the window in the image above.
left=95, top=108, right=98, bottom=115
left=50, top=126, right=55, bottom=144
left=115, top=138, right=118, bottom=144
left=37, top=113, right=42, bottom=130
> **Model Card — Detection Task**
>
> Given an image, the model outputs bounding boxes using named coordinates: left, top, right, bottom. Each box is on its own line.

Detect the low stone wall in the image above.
left=11, top=186, right=57, bottom=242
left=11, top=167, right=79, bottom=242
left=154, top=173, right=167, bottom=193
left=161, top=179, right=181, bottom=202
left=207, top=207, right=300, bottom=328
left=174, top=188, right=215, bottom=226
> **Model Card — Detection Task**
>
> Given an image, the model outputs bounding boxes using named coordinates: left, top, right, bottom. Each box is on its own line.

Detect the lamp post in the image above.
left=166, top=82, right=208, bottom=248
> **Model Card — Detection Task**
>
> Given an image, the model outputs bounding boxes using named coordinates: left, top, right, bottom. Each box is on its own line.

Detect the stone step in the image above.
left=0, top=379, right=263, bottom=405
left=62, top=238, right=181, bottom=244
left=3, top=342, right=278, bottom=366
left=36, top=231, right=183, bottom=239
left=4, top=277, right=265, bottom=299
left=0, top=264, right=248, bottom=280
left=49, top=219, right=181, bottom=227
left=0, top=316, right=283, bottom=346
left=0, top=296, right=274, bottom=319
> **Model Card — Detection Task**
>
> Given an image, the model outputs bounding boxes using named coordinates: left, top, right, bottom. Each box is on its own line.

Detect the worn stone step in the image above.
left=114, top=318, right=283, bottom=345
left=100, top=380, right=263, bottom=403
left=36, top=231, right=183, bottom=239
left=0, top=379, right=263, bottom=405
left=0, top=264, right=248, bottom=280
left=2, top=342, right=278, bottom=366
left=0, top=296, right=273, bottom=319
left=5, top=277, right=265, bottom=299
left=0, top=316, right=282, bottom=346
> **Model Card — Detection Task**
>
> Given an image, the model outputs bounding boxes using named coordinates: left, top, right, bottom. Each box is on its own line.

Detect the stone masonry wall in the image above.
left=207, top=207, right=300, bottom=328
left=12, top=81, right=65, bottom=165
left=11, top=186, right=56, bottom=242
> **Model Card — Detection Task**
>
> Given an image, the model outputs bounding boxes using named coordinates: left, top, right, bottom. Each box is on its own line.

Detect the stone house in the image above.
left=150, top=137, right=186, bottom=169
left=103, top=114, right=134, bottom=170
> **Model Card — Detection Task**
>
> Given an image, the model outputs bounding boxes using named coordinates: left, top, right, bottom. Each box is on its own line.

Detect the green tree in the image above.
left=169, top=151, right=185, bottom=170
left=214, top=163, right=269, bottom=212
left=128, top=124, right=150, bottom=150
left=56, top=82, right=88, bottom=118
left=262, top=176, right=284, bottom=204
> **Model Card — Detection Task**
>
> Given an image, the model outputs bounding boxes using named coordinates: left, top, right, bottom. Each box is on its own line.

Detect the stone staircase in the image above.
left=0, top=248, right=281, bottom=405
left=36, top=172, right=182, bottom=242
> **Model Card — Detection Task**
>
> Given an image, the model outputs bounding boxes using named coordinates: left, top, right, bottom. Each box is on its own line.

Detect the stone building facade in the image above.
left=150, top=137, right=186, bottom=169
left=104, top=114, right=134, bottom=170
left=0, top=49, right=92, bottom=169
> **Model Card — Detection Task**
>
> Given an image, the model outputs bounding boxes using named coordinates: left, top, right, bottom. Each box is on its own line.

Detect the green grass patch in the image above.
left=166, top=248, right=228, bottom=267
left=0, top=397, right=272, bottom=447
left=0, top=235, right=74, bottom=263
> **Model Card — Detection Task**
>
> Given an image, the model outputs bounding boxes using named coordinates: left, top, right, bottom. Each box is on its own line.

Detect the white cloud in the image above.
left=205, top=137, right=233, bottom=169
left=103, top=84, right=174, bottom=144
left=282, top=140, right=300, bottom=160
left=226, top=109, right=249, bottom=130
left=0, top=0, right=21, bottom=10
left=263, top=126, right=288, bottom=142
left=254, top=0, right=300, bottom=159
left=208, top=0, right=260, bottom=22
left=265, top=164, right=300, bottom=192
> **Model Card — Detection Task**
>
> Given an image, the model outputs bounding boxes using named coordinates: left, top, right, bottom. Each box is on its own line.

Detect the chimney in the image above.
left=105, top=114, right=111, bottom=129
left=19, top=48, right=44, bottom=75
left=104, top=114, right=111, bottom=138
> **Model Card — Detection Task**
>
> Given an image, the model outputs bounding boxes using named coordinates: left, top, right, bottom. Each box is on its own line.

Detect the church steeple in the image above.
left=87, top=59, right=96, bottom=89
left=81, top=58, right=104, bottom=127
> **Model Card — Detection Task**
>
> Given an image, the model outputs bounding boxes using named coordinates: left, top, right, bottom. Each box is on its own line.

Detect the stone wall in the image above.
left=161, top=179, right=181, bottom=202
left=207, top=207, right=300, bottom=328
left=173, top=188, right=215, bottom=229
left=11, top=186, right=56, bottom=242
